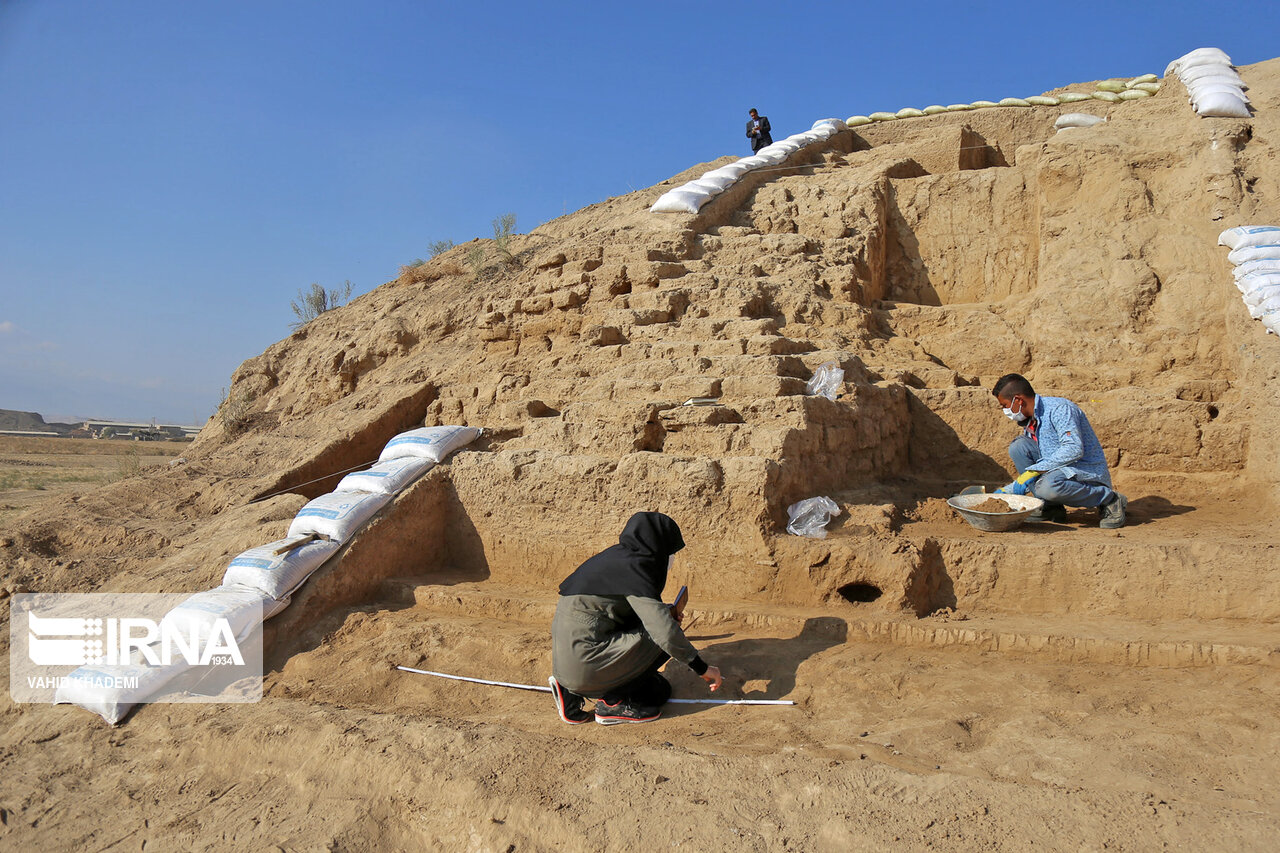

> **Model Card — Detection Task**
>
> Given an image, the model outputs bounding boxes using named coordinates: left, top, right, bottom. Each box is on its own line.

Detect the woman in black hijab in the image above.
left=549, top=512, right=723, bottom=725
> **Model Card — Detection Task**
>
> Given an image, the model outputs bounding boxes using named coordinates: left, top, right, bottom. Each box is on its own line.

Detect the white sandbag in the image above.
left=1117, top=90, right=1150, bottom=101
left=1131, top=82, right=1161, bottom=94
left=1229, top=244, right=1280, bottom=265
left=1242, top=275, right=1280, bottom=303
left=811, top=118, right=847, bottom=132
left=55, top=661, right=191, bottom=726
left=1190, top=83, right=1249, bottom=105
left=161, top=585, right=288, bottom=643
left=686, top=178, right=727, bottom=196
left=809, top=125, right=838, bottom=140
left=651, top=188, right=712, bottom=214
left=753, top=148, right=788, bottom=166
left=998, top=97, right=1030, bottom=107
left=287, top=490, right=392, bottom=544
left=869, top=112, right=897, bottom=121
left=691, top=173, right=737, bottom=192
left=922, top=105, right=948, bottom=114
left=845, top=115, right=873, bottom=126
left=1057, top=93, right=1092, bottom=103
left=222, top=536, right=343, bottom=599
left=1180, top=64, right=1243, bottom=85
left=1263, top=312, right=1280, bottom=335
left=708, top=163, right=752, bottom=180
left=379, top=425, right=482, bottom=463
left=336, top=456, right=435, bottom=496
left=970, top=100, right=998, bottom=109
left=1253, top=293, right=1280, bottom=314
left=945, top=103, right=974, bottom=111
left=1026, top=96, right=1059, bottom=106
left=1234, top=260, right=1280, bottom=279
left=1055, top=113, right=1106, bottom=129
left=769, top=139, right=803, bottom=154
left=1166, top=48, right=1232, bottom=76
left=1223, top=226, right=1280, bottom=250
left=896, top=107, right=925, bottom=118
left=736, top=155, right=770, bottom=169
left=1092, top=91, right=1121, bottom=102
left=1197, top=92, right=1251, bottom=118
left=1096, top=80, right=1127, bottom=93
left=1129, top=73, right=1159, bottom=85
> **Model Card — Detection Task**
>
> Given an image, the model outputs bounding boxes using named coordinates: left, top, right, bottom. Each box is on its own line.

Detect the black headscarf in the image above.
left=558, top=512, right=686, bottom=600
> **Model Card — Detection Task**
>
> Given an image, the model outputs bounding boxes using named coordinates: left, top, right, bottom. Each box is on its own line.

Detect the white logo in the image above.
left=27, top=611, right=244, bottom=667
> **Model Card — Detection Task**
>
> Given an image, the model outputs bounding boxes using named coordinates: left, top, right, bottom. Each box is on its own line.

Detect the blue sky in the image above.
left=1, top=0, right=1274, bottom=424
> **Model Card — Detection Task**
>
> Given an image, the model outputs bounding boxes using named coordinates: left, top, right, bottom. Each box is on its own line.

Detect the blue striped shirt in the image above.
left=1028, top=395, right=1112, bottom=485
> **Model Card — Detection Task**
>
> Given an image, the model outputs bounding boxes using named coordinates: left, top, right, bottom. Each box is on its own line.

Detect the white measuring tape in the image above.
left=394, top=665, right=795, bottom=705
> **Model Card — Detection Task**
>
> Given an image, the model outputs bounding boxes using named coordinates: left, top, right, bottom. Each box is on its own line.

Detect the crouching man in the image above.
left=992, top=373, right=1127, bottom=528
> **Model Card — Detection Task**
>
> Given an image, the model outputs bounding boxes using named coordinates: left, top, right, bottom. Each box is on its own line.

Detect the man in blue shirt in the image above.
left=992, top=373, right=1127, bottom=528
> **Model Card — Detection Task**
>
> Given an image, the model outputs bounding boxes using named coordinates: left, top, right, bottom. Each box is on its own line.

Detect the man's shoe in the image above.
left=594, top=699, right=661, bottom=726
left=1029, top=502, right=1067, bottom=523
left=549, top=677, right=592, bottom=724
left=1099, top=492, right=1128, bottom=529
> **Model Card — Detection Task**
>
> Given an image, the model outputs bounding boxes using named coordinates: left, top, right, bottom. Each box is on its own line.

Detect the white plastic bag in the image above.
left=805, top=361, right=844, bottom=401
left=379, top=425, right=482, bottom=463
left=221, top=536, right=342, bottom=600
left=335, top=456, right=435, bottom=495
left=287, top=490, right=391, bottom=544
left=786, top=497, right=841, bottom=539
left=1218, top=226, right=1280, bottom=249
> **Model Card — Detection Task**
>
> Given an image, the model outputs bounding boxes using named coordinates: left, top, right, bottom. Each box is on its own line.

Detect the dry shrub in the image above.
left=398, top=259, right=464, bottom=286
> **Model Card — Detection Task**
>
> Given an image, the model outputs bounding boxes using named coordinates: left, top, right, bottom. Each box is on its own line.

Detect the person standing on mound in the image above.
left=549, top=512, right=724, bottom=725
left=992, top=373, right=1127, bottom=528
left=746, top=108, right=772, bottom=152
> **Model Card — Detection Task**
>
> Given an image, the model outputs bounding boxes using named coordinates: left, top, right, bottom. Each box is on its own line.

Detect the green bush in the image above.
left=492, top=213, right=517, bottom=266
left=290, top=280, right=353, bottom=330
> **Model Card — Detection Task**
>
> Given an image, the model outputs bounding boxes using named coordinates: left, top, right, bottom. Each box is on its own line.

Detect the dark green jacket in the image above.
left=551, top=593, right=703, bottom=697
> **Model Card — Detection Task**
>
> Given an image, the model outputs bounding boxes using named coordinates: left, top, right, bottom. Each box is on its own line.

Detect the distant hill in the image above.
left=0, top=409, right=77, bottom=434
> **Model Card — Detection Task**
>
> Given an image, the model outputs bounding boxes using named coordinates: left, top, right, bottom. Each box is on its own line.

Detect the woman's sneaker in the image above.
left=548, top=677, right=592, bottom=724
left=594, top=699, right=661, bottom=725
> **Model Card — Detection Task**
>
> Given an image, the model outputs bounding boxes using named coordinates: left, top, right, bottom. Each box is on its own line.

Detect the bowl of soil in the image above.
left=946, top=492, right=1044, bottom=532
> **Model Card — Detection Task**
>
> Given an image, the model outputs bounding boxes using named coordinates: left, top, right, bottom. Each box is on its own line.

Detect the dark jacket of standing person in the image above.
left=746, top=109, right=772, bottom=152
left=551, top=512, right=709, bottom=697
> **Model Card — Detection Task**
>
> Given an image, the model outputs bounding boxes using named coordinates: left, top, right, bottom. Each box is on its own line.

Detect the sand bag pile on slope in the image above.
left=1168, top=47, right=1250, bottom=118
left=1220, top=226, right=1280, bottom=334
left=651, top=119, right=848, bottom=214
left=57, top=425, right=482, bottom=724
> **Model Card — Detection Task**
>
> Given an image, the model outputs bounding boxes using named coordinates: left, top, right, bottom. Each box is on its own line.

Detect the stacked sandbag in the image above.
left=1219, top=226, right=1280, bottom=335
left=1167, top=48, right=1250, bottom=118
left=59, top=424, right=483, bottom=724
left=651, top=119, right=848, bottom=214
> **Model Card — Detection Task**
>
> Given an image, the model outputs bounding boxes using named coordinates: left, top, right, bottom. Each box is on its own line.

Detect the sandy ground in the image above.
left=4, top=58, right=1280, bottom=851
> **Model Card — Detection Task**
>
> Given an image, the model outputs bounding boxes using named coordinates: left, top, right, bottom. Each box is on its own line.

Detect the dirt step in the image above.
left=893, top=522, right=1280, bottom=623
left=385, top=578, right=1280, bottom=669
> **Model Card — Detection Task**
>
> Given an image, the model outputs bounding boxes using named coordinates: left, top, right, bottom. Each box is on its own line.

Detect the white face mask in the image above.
left=1003, top=402, right=1029, bottom=423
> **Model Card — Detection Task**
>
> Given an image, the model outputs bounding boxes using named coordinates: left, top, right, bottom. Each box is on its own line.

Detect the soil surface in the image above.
left=3, top=59, right=1280, bottom=851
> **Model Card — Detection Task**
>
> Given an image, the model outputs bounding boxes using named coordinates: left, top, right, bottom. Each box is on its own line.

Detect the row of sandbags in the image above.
left=651, top=118, right=848, bottom=214
left=1219, top=226, right=1280, bottom=336
left=846, top=74, right=1159, bottom=127
left=1167, top=47, right=1250, bottom=118
left=55, top=425, right=482, bottom=724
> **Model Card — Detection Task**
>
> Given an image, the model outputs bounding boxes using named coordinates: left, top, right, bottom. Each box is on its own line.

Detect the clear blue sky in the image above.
left=1, top=0, right=1273, bottom=424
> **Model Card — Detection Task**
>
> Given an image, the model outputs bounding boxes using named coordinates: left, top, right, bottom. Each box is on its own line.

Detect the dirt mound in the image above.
left=3, top=59, right=1280, bottom=849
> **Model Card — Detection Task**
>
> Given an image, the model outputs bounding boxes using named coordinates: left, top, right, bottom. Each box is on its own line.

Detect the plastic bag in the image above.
left=805, top=361, right=844, bottom=401
left=786, top=497, right=841, bottom=538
